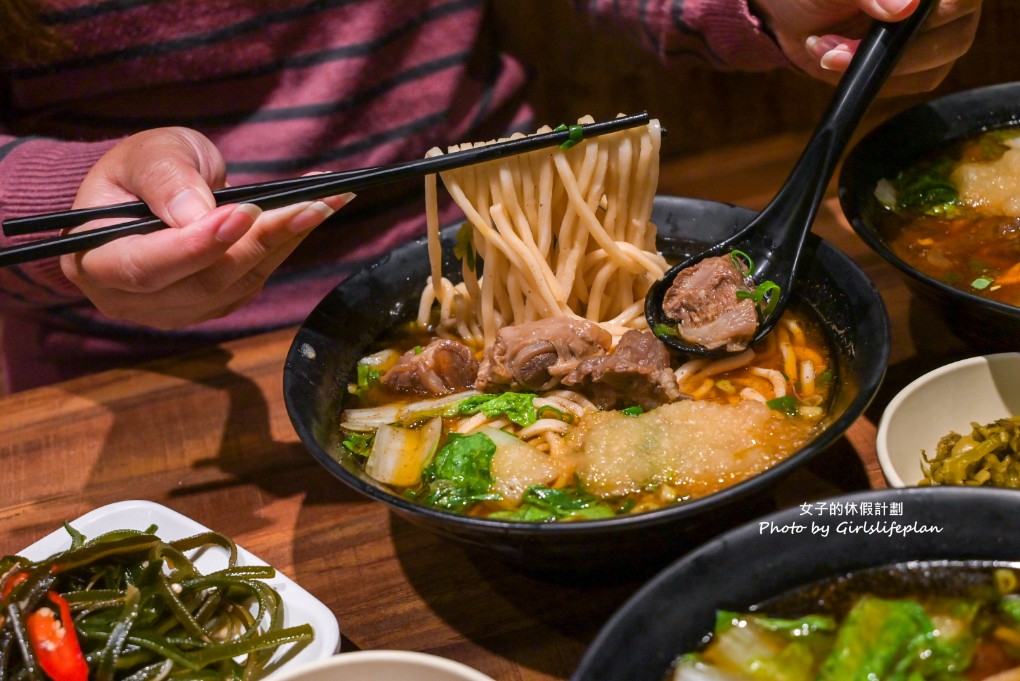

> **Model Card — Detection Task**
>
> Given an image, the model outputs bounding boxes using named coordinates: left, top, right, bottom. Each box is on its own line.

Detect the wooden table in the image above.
left=0, top=133, right=975, bottom=681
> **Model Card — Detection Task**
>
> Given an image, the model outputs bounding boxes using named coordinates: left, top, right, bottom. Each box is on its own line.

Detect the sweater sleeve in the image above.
left=574, top=0, right=790, bottom=73
left=0, top=134, right=121, bottom=304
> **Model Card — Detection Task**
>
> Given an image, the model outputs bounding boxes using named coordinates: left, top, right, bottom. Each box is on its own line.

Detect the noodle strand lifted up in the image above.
left=417, top=115, right=668, bottom=346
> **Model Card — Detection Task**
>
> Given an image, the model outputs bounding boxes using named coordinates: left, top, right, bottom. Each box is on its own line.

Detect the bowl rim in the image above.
left=876, top=351, right=1020, bottom=488
left=838, top=81, right=1020, bottom=322
left=263, top=650, right=496, bottom=681
left=284, top=194, right=890, bottom=535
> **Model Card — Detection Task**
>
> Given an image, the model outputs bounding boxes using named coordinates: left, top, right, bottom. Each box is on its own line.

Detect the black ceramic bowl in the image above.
left=572, top=486, right=1020, bottom=681
left=840, top=81, right=1020, bottom=350
left=283, top=195, right=890, bottom=579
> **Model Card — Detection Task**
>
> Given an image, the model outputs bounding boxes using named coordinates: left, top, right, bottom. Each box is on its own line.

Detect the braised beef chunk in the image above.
left=381, top=338, right=479, bottom=396
left=474, top=317, right=612, bottom=391
left=562, top=330, right=683, bottom=409
left=661, top=254, right=759, bottom=352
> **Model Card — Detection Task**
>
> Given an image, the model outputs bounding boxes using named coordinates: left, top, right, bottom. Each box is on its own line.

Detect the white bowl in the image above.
left=263, top=651, right=496, bottom=681
left=877, top=353, right=1020, bottom=487
left=18, top=500, right=340, bottom=677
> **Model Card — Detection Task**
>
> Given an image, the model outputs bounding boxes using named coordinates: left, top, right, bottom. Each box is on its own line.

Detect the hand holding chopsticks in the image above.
left=0, top=113, right=651, bottom=268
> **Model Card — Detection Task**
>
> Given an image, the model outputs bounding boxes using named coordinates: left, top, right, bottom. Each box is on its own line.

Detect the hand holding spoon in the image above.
left=645, top=0, right=936, bottom=357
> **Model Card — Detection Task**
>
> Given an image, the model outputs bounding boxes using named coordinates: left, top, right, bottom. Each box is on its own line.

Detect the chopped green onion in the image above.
left=351, top=362, right=382, bottom=396
left=971, top=276, right=994, bottom=290
left=756, top=280, right=782, bottom=317
left=736, top=280, right=782, bottom=317
left=453, top=222, right=476, bottom=271
left=620, top=406, right=644, bottom=416
left=559, top=124, right=585, bottom=150
left=730, top=250, right=754, bottom=276
left=653, top=323, right=679, bottom=337
left=766, top=395, right=799, bottom=416
left=413, top=345, right=423, bottom=354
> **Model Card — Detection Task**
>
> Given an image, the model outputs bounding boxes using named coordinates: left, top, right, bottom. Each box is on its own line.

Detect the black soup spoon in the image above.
left=645, top=0, right=936, bottom=358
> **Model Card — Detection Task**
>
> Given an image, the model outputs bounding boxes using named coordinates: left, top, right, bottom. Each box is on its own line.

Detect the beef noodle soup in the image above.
left=669, top=562, right=1020, bottom=681
left=337, top=118, right=835, bottom=522
left=875, top=127, right=1020, bottom=307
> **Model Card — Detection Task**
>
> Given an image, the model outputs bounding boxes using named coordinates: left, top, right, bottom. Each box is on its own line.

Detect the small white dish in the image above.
left=263, top=650, right=496, bottom=681
left=877, top=353, right=1020, bottom=487
left=17, top=499, right=340, bottom=677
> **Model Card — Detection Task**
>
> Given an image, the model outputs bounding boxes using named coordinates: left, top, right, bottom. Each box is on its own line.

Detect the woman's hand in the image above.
left=750, top=0, right=981, bottom=94
left=61, top=127, right=353, bottom=329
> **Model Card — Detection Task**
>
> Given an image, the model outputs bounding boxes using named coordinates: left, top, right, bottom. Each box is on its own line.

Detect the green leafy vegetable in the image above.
left=413, top=432, right=498, bottom=511
left=488, top=484, right=616, bottom=521
left=457, top=392, right=538, bottom=426
left=1000, top=595, right=1020, bottom=624
left=342, top=432, right=374, bottom=456
left=816, top=596, right=971, bottom=681
left=689, top=598, right=978, bottom=681
left=888, top=156, right=963, bottom=218
left=717, top=612, right=837, bottom=637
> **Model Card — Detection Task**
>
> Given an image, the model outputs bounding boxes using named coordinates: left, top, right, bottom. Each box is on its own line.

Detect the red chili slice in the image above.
left=26, top=591, right=89, bottom=681
left=2, top=570, right=89, bottom=681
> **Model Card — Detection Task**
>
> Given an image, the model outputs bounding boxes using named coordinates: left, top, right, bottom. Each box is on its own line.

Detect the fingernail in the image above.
left=819, top=45, right=853, bottom=71
left=215, top=203, right=261, bottom=243
left=288, top=200, right=336, bottom=234
left=806, top=35, right=841, bottom=56
left=167, top=187, right=214, bottom=227
left=320, top=192, right=357, bottom=212
left=878, top=0, right=913, bottom=15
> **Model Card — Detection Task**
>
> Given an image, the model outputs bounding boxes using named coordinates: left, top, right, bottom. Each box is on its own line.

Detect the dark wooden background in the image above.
left=492, top=0, right=1019, bottom=160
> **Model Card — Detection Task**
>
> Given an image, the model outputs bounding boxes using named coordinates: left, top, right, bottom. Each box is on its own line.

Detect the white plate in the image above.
left=18, top=499, right=340, bottom=677
left=877, top=353, right=1020, bottom=487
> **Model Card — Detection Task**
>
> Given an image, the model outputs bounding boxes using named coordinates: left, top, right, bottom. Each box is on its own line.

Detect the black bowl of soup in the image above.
left=840, top=81, right=1020, bottom=350
left=283, top=194, right=890, bottom=579
left=572, top=486, right=1020, bottom=681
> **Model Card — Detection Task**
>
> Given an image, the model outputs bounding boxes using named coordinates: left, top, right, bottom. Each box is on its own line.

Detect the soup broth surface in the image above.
left=339, top=305, right=834, bottom=521
left=878, top=127, right=1020, bottom=307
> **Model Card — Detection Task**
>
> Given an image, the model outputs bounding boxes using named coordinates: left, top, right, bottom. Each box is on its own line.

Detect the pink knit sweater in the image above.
left=0, top=0, right=786, bottom=391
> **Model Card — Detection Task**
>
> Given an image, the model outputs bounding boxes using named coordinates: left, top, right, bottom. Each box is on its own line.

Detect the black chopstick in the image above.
left=0, top=113, right=650, bottom=268
left=1, top=165, right=378, bottom=236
